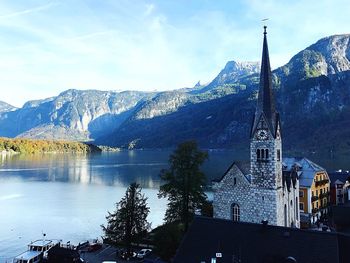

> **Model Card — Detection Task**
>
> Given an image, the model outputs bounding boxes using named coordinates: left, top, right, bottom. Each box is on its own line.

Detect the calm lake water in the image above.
left=0, top=149, right=348, bottom=261
left=0, top=149, right=242, bottom=261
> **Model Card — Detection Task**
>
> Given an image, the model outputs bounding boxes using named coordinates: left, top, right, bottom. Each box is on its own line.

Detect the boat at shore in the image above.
left=13, top=239, right=58, bottom=263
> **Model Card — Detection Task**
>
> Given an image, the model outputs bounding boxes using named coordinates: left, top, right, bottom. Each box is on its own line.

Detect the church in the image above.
left=213, top=27, right=300, bottom=228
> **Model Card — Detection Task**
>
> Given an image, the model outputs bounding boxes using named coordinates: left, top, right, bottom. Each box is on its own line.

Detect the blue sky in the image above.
left=0, top=0, right=349, bottom=107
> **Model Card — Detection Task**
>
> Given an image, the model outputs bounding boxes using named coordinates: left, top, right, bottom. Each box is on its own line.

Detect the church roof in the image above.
left=251, top=26, right=279, bottom=138
left=173, top=216, right=350, bottom=263
left=212, top=161, right=251, bottom=183
left=283, top=157, right=327, bottom=187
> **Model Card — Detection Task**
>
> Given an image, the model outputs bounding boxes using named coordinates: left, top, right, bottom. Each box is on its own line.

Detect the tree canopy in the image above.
left=158, top=140, right=208, bottom=231
left=101, top=182, right=150, bottom=255
left=0, top=137, right=99, bottom=154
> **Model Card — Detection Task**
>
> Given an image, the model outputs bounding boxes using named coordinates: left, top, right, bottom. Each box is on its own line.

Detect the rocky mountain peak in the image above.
left=0, top=101, right=16, bottom=113
left=1, top=34, right=350, bottom=153
left=194, top=81, right=202, bottom=87
left=223, top=61, right=260, bottom=73
left=310, top=34, right=350, bottom=74
left=275, top=34, right=350, bottom=82
left=198, top=60, right=260, bottom=93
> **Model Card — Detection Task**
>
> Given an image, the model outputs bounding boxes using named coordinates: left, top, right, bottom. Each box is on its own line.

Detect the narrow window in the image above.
left=232, top=204, right=240, bottom=222
left=296, top=197, right=298, bottom=219
left=234, top=177, right=237, bottom=185
left=265, top=149, right=269, bottom=159
left=284, top=204, right=287, bottom=227
left=257, top=149, right=260, bottom=160
left=277, top=149, right=281, bottom=161
left=261, top=149, right=265, bottom=159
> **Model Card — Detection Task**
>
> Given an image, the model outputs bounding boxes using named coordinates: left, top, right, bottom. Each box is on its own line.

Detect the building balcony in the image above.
left=319, top=192, right=330, bottom=199
left=311, top=195, right=319, bottom=202
left=315, top=179, right=330, bottom=187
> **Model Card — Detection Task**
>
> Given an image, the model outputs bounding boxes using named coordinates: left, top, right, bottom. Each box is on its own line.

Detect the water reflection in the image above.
left=0, top=151, right=173, bottom=260
left=0, top=152, right=170, bottom=189
left=0, top=150, right=349, bottom=187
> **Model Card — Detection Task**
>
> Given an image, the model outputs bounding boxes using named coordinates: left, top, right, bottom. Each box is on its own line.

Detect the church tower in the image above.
left=212, top=26, right=299, bottom=228
left=250, top=26, right=282, bottom=190
left=250, top=26, right=287, bottom=226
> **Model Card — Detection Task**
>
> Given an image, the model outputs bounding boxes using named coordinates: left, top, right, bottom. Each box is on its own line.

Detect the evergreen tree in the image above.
left=158, top=141, right=208, bottom=231
left=101, top=183, right=150, bottom=255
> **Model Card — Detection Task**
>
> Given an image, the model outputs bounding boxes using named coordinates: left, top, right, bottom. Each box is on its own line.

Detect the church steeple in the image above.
left=251, top=26, right=278, bottom=138
left=250, top=25, right=283, bottom=188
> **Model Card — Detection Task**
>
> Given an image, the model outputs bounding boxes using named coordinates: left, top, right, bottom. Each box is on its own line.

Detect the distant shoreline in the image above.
left=0, top=137, right=101, bottom=154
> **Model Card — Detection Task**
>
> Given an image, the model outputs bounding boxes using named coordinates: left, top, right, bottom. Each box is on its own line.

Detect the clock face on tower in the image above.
left=257, top=129, right=268, bottom=140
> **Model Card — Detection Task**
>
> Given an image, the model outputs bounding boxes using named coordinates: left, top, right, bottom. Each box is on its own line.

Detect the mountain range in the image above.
left=1, top=34, right=350, bottom=155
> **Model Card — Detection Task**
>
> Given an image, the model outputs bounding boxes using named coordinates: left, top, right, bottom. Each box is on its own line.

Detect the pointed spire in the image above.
left=251, top=26, right=278, bottom=137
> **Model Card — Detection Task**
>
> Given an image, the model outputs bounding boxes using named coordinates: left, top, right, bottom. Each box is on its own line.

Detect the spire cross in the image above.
left=262, top=18, right=269, bottom=35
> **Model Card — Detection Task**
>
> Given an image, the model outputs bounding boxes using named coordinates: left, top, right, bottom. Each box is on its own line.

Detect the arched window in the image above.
left=256, top=149, right=260, bottom=160
left=265, top=149, right=269, bottom=159
left=232, top=203, right=240, bottom=222
left=261, top=149, right=265, bottom=159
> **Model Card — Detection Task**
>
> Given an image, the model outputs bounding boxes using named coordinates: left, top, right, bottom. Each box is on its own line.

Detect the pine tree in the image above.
left=158, top=141, right=208, bottom=231
left=101, top=183, right=150, bottom=256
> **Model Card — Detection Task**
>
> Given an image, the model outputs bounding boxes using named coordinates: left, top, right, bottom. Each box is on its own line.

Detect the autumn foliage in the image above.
left=0, top=137, right=98, bottom=154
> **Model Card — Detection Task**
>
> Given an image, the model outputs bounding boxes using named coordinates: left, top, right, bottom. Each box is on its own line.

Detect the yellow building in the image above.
left=283, top=158, right=330, bottom=226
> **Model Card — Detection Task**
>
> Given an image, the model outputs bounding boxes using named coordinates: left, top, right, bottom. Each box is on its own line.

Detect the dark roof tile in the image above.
left=174, top=217, right=349, bottom=263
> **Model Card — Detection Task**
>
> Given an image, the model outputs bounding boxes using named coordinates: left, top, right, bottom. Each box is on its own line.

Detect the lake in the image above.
left=0, top=149, right=242, bottom=261
left=0, top=149, right=348, bottom=261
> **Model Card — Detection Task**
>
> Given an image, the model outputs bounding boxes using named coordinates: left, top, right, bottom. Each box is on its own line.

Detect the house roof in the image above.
left=283, top=157, right=326, bottom=188
left=174, top=216, right=350, bottom=263
left=329, top=172, right=350, bottom=187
